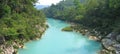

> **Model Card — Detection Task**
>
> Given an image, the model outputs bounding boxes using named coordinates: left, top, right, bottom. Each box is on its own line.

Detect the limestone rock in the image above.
left=116, top=35, right=120, bottom=42
left=101, top=32, right=120, bottom=54
left=113, top=44, right=120, bottom=54
left=0, top=45, right=14, bottom=54
left=102, top=39, right=116, bottom=50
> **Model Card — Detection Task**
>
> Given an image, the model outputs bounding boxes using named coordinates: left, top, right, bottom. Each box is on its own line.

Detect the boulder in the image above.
left=113, top=44, right=120, bottom=54
left=101, top=32, right=120, bottom=54
left=102, top=39, right=116, bottom=50
left=116, top=35, right=120, bottom=42
left=106, top=32, right=118, bottom=39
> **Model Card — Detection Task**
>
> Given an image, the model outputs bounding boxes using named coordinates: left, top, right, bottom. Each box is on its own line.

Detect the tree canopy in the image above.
left=43, top=0, right=120, bottom=36
left=0, top=0, right=46, bottom=41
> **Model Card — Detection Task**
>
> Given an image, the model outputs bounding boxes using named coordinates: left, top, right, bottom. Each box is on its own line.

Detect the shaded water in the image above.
left=18, top=18, right=101, bottom=54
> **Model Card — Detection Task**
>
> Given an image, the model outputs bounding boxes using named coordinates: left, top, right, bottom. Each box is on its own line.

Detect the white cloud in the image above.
left=36, top=0, right=62, bottom=6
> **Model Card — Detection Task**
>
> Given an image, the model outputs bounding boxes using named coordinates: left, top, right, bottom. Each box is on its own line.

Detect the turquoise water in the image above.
left=18, top=18, right=101, bottom=54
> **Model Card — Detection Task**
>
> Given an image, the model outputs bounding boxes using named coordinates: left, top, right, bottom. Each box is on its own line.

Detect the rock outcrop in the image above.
left=0, top=45, right=15, bottom=54
left=100, top=32, right=120, bottom=54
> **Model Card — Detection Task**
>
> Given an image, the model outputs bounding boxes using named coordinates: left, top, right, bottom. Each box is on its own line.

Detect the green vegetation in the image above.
left=13, top=45, right=19, bottom=49
left=0, top=49, right=3, bottom=53
left=43, top=0, right=120, bottom=38
left=0, top=0, right=46, bottom=44
left=62, top=26, right=73, bottom=31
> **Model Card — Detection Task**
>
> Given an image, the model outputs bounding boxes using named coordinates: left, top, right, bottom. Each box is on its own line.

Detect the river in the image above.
left=18, top=18, right=101, bottom=54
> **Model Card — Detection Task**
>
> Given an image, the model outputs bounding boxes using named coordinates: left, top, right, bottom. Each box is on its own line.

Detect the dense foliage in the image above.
left=43, top=0, right=120, bottom=37
left=0, top=0, right=46, bottom=41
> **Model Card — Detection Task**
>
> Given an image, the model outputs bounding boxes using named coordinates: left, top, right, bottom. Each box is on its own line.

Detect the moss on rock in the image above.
left=62, top=26, right=73, bottom=31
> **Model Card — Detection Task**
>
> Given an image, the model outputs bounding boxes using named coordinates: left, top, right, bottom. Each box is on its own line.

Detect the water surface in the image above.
left=18, top=18, right=101, bottom=54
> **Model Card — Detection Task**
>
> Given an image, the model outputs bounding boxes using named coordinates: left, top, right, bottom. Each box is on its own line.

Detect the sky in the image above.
left=36, top=0, right=62, bottom=6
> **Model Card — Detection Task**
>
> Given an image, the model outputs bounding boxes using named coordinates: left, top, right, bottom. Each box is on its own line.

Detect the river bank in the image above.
left=45, top=18, right=120, bottom=54
left=70, top=24, right=120, bottom=54
left=0, top=23, right=47, bottom=54
left=55, top=17, right=120, bottom=54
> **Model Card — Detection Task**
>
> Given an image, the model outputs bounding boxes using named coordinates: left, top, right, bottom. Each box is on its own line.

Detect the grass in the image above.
left=62, top=26, right=73, bottom=31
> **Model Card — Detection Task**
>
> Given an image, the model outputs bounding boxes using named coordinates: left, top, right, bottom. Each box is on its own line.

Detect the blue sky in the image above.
left=36, top=0, right=62, bottom=6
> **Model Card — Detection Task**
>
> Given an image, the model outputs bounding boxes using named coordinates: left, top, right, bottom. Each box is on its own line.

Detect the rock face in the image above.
left=116, top=35, right=120, bottom=42
left=0, top=45, right=15, bottom=54
left=101, top=32, right=120, bottom=54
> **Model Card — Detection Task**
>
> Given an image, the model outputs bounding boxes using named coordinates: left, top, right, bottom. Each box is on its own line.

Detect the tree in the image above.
left=0, top=0, right=46, bottom=41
